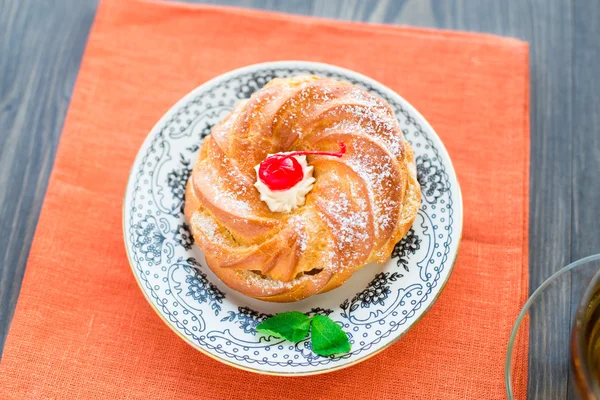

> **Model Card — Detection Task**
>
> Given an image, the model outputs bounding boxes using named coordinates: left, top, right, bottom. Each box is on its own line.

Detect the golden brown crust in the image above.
left=184, top=76, right=421, bottom=302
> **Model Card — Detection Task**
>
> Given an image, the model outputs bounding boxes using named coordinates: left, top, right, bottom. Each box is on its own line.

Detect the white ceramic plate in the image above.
left=123, top=61, right=463, bottom=375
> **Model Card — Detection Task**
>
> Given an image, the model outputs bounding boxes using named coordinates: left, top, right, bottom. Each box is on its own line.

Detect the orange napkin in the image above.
left=0, top=0, right=530, bottom=398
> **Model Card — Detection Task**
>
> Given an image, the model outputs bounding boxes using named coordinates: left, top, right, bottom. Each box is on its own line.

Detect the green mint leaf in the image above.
left=256, top=311, right=311, bottom=342
left=310, top=314, right=351, bottom=356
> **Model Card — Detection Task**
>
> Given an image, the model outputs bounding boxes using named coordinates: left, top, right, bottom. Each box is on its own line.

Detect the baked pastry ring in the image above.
left=184, top=76, right=421, bottom=302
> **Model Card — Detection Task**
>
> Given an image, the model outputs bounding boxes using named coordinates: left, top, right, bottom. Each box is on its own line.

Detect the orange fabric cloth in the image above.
left=0, top=0, right=530, bottom=398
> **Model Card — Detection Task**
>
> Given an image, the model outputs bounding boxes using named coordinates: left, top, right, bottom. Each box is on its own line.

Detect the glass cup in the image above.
left=506, top=254, right=600, bottom=399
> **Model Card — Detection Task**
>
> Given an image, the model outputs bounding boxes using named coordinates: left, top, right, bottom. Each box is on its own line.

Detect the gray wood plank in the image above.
left=0, top=0, right=99, bottom=354
left=570, top=0, right=600, bottom=398
left=180, top=0, right=314, bottom=14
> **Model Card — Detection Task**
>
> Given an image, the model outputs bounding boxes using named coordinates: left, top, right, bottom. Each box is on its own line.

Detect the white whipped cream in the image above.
left=254, top=155, right=316, bottom=213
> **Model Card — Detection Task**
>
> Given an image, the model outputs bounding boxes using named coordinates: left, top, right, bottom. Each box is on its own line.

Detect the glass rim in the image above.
left=505, top=253, right=600, bottom=399
left=572, top=265, right=600, bottom=397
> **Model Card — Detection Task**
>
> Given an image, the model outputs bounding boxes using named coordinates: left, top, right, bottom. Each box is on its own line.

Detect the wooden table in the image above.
left=1, top=0, right=598, bottom=398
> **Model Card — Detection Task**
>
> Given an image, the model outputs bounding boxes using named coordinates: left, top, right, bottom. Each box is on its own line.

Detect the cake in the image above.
left=184, top=75, right=421, bottom=302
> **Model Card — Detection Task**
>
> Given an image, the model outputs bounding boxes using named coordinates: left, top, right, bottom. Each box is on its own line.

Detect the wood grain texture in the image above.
left=572, top=3, right=600, bottom=289
left=570, top=0, right=600, bottom=398
left=0, top=0, right=595, bottom=398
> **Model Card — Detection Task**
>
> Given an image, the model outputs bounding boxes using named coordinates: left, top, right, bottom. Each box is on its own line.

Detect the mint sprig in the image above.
left=310, top=314, right=352, bottom=356
left=254, top=312, right=311, bottom=342
left=256, top=311, right=351, bottom=356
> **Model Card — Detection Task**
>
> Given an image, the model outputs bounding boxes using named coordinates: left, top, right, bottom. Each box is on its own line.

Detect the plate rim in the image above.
left=122, top=60, right=464, bottom=376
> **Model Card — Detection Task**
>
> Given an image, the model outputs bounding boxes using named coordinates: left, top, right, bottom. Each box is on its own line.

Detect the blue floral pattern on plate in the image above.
left=124, top=61, right=463, bottom=375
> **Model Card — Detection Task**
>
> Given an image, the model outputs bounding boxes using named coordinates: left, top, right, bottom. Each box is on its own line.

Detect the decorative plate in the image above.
left=123, top=61, right=463, bottom=375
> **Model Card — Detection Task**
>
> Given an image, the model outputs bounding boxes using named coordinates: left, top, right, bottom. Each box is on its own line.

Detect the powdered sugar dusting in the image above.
left=278, top=84, right=337, bottom=130
left=208, top=148, right=254, bottom=216
left=288, top=215, right=308, bottom=252
left=324, top=235, right=340, bottom=271
left=191, top=212, right=227, bottom=246
left=318, top=189, right=370, bottom=268
left=345, top=150, right=399, bottom=234
left=210, top=185, right=252, bottom=216
left=325, top=104, right=403, bottom=157
left=240, top=270, right=313, bottom=290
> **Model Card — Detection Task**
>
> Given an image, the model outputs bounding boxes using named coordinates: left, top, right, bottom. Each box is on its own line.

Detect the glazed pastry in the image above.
left=184, top=76, right=421, bottom=302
